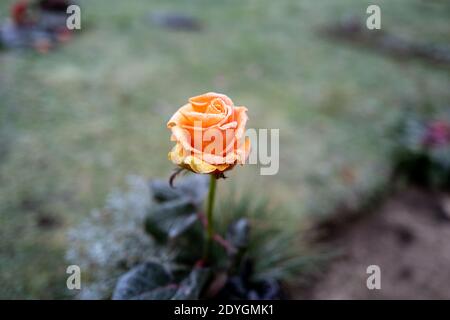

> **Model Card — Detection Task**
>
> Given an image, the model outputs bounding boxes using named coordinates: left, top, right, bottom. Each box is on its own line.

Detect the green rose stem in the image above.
left=203, top=174, right=217, bottom=263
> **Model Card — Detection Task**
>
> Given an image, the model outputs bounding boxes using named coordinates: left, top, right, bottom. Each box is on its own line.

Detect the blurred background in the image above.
left=0, top=0, right=449, bottom=299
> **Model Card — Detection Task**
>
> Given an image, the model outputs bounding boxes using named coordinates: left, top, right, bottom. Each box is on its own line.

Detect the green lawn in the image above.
left=0, top=0, right=449, bottom=298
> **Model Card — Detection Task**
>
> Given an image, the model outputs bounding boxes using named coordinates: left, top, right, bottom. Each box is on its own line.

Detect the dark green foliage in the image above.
left=112, top=260, right=210, bottom=300
left=216, top=195, right=319, bottom=283
left=132, top=287, right=178, bottom=300
left=226, top=218, right=250, bottom=250
left=109, top=175, right=313, bottom=300
left=171, top=268, right=211, bottom=300
left=145, top=198, right=198, bottom=242
left=393, top=115, right=450, bottom=190
left=146, top=176, right=206, bottom=266
left=145, top=175, right=208, bottom=243
left=112, top=262, right=172, bottom=300
left=68, top=174, right=319, bottom=300
left=116, top=178, right=318, bottom=299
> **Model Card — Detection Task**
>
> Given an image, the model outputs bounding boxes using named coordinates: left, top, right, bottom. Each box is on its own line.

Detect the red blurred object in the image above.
left=11, top=0, right=32, bottom=26
left=423, top=120, right=450, bottom=148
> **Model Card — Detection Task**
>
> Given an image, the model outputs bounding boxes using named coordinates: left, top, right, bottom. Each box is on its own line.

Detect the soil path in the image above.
left=297, top=189, right=450, bottom=299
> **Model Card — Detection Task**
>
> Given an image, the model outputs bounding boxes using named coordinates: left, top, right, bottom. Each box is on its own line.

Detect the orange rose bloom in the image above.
left=167, top=92, right=250, bottom=174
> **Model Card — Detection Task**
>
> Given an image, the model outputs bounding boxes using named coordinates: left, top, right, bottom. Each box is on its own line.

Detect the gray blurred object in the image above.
left=0, top=0, right=77, bottom=51
left=0, top=19, right=31, bottom=49
left=37, top=10, right=68, bottom=32
left=0, top=18, right=52, bottom=51
left=322, top=15, right=450, bottom=67
left=148, top=11, right=202, bottom=31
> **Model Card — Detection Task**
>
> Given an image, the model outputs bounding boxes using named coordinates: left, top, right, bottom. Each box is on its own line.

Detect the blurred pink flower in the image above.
left=422, top=120, right=450, bottom=148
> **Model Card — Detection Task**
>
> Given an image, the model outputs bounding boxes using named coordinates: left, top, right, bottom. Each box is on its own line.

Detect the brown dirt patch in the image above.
left=296, top=189, right=450, bottom=299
